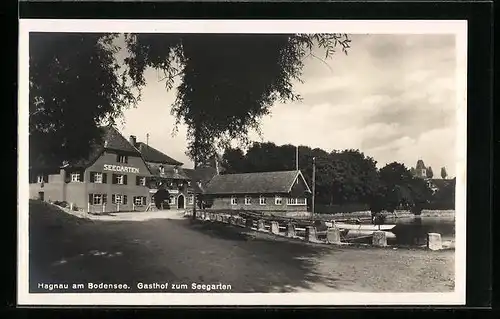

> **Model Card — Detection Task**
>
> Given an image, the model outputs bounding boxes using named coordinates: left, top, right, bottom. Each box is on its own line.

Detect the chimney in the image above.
left=129, top=135, right=137, bottom=146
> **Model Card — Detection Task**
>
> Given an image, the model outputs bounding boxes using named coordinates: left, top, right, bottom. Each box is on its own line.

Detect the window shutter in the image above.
left=90, top=172, right=95, bottom=183
left=88, top=194, right=93, bottom=204
left=112, top=174, right=117, bottom=184
left=136, top=176, right=140, bottom=186
left=102, top=173, right=107, bottom=184
left=125, top=156, right=128, bottom=164
left=43, top=175, right=49, bottom=183
left=112, top=194, right=116, bottom=204
left=116, top=154, right=120, bottom=162
left=124, top=195, right=128, bottom=205
left=123, top=175, right=128, bottom=185
left=103, top=194, right=107, bottom=204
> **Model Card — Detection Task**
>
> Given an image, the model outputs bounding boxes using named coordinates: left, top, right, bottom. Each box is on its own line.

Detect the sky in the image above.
left=117, top=34, right=458, bottom=177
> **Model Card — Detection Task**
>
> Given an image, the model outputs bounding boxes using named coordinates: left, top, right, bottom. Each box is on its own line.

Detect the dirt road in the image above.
left=28, top=201, right=455, bottom=293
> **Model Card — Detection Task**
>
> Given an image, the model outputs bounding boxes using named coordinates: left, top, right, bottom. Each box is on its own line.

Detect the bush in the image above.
left=72, top=204, right=79, bottom=211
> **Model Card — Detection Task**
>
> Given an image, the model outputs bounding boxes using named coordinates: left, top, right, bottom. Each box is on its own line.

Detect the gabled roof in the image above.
left=204, top=170, right=311, bottom=195
left=67, top=126, right=141, bottom=168
left=184, top=166, right=219, bottom=193
left=148, top=164, right=191, bottom=180
left=134, top=142, right=183, bottom=166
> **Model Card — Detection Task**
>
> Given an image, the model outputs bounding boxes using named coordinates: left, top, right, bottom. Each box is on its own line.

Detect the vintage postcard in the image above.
left=18, top=19, right=467, bottom=306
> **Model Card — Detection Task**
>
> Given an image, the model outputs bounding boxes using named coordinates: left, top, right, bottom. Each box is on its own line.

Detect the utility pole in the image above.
left=146, top=133, right=149, bottom=148
left=312, top=157, right=316, bottom=219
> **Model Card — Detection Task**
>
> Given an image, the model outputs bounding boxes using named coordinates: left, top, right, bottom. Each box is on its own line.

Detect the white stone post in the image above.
left=117, top=203, right=120, bottom=212
left=271, top=221, right=280, bottom=234
left=372, top=231, right=387, bottom=247
left=427, top=233, right=443, bottom=250
left=87, top=202, right=90, bottom=214
left=257, top=219, right=265, bottom=231
left=327, top=227, right=341, bottom=244
left=305, top=226, right=317, bottom=242
left=286, top=223, right=296, bottom=238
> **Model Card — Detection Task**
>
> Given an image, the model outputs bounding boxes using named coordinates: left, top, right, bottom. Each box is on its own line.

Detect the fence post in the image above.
left=327, top=227, right=341, bottom=244
left=257, top=219, right=265, bottom=231
left=271, top=221, right=280, bottom=234
left=286, top=223, right=296, bottom=238
left=305, top=226, right=317, bottom=242
left=427, top=233, right=443, bottom=250
left=372, top=231, right=387, bottom=247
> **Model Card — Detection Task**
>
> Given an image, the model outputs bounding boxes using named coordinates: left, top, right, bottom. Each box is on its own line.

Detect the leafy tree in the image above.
left=409, top=167, right=416, bottom=176
left=29, top=33, right=138, bottom=169
left=221, top=147, right=246, bottom=174
left=426, top=166, right=434, bottom=179
left=373, top=162, right=432, bottom=215
left=441, top=167, right=448, bottom=179
left=124, top=33, right=351, bottom=165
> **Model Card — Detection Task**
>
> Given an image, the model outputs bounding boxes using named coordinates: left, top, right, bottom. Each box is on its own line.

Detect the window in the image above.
left=113, top=194, right=123, bottom=204
left=117, top=155, right=128, bottom=164
left=287, top=198, right=307, bottom=205
left=89, top=193, right=107, bottom=205
left=37, top=175, right=44, bottom=183
left=112, top=174, right=127, bottom=185
left=173, top=167, right=178, bottom=174
left=169, top=196, right=176, bottom=205
left=159, top=166, right=165, bottom=174
left=188, top=195, right=194, bottom=204
left=90, top=172, right=105, bottom=184
left=136, top=176, right=146, bottom=186
left=259, top=196, right=267, bottom=205
left=187, top=181, right=191, bottom=187
left=275, top=196, right=283, bottom=205
left=71, top=172, right=81, bottom=182
left=244, top=196, right=251, bottom=205
left=112, top=194, right=128, bottom=205
left=231, top=197, right=238, bottom=205
left=134, top=196, right=146, bottom=206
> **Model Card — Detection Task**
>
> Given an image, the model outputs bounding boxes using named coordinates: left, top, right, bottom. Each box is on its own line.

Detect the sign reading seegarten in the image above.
left=103, top=164, right=140, bottom=174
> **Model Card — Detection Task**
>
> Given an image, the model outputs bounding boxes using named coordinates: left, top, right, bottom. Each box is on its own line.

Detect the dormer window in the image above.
left=159, top=165, right=165, bottom=174
left=173, top=167, right=178, bottom=174
left=117, top=155, right=128, bottom=164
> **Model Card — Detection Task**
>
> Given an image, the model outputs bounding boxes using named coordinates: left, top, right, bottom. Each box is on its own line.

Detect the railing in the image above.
left=183, top=209, right=446, bottom=250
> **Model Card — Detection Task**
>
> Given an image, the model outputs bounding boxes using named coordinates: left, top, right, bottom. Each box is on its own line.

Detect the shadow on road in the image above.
left=28, top=201, right=340, bottom=293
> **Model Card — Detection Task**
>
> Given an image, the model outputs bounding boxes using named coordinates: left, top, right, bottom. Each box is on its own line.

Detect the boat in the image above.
left=334, top=223, right=396, bottom=231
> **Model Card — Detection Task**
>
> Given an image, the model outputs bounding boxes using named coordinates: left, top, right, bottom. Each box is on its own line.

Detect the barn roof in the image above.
left=204, top=170, right=311, bottom=195
left=134, top=142, right=183, bottom=166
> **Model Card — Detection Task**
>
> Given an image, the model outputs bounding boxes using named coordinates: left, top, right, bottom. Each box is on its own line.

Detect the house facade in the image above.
left=202, top=170, right=311, bottom=213
left=29, top=126, right=152, bottom=213
left=128, top=135, right=195, bottom=210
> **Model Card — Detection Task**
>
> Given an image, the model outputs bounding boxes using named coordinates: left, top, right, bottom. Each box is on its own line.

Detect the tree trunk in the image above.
left=192, top=157, right=197, bottom=221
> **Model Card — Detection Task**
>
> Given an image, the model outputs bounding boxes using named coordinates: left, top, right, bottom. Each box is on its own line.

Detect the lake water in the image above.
left=345, top=216, right=455, bottom=246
